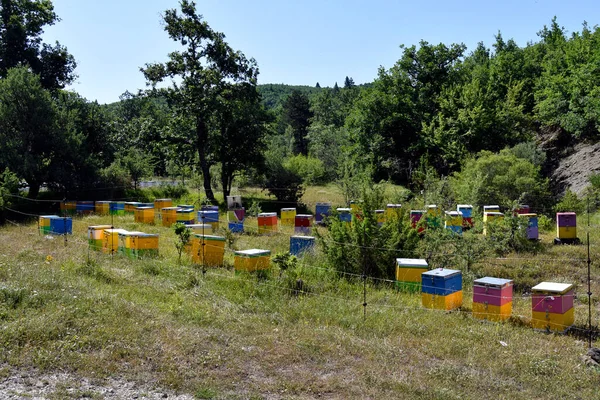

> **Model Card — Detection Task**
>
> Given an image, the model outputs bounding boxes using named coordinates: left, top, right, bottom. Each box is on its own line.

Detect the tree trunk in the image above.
left=221, top=171, right=230, bottom=201
left=27, top=181, right=40, bottom=199
left=196, top=119, right=215, bottom=203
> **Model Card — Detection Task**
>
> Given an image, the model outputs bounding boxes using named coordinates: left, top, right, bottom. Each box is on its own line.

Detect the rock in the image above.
left=588, top=348, right=600, bottom=364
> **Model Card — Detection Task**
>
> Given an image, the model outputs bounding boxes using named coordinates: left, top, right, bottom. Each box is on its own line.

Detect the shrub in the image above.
left=554, top=189, right=584, bottom=214
left=284, top=154, right=326, bottom=185
left=451, top=150, right=550, bottom=209
left=318, top=185, right=419, bottom=280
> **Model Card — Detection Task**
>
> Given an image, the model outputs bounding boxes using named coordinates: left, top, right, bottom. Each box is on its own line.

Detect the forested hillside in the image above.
left=1, top=0, right=600, bottom=213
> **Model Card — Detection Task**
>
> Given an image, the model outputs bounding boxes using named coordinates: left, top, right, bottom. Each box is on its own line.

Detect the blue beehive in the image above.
left=290, top=236, right=315, bottom=256
left=201, top=205, right=219, bottom=212
left=76, top=201, right=95, bottom=214
left=228, top=222, right=244, bottom=233
left=109, top=202, right=125, bottom=215
left=49, top=216, right=72, bottom=235
left=198, top=210, right=219, bottom=223
left=421, top=268, right=462, bottom=296
left=337, top=208, right=352, bottom=223
left=315, top=202, right=332, bottom=224
left=457, top=205, right=473, bottom=218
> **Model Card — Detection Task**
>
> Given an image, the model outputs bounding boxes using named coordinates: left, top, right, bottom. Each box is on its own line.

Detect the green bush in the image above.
left=284, top=154, right=326, bottom=185
left=451, top=149, right=550, bottom=209
left=554, top=189, right=584, bottom=214
left=318, top=185, right=419, bottom=280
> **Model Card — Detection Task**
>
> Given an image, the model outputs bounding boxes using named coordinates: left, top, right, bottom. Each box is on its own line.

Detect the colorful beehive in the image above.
left=349, top=201, right=362, bottom=213
left=473, top=277, right=513, bottom=322
left=88, top=225, right=113, bottom=251
left=410, top=210, right=426, bottom=233
left=556, top=212, right=578, bottom=243
left=154, top=198, right=172, bottom=220
left=257, top=212, right=278, bottom=234
left=385, top=204, right=402, bottom=220
left=375, top=210, right=385, bottom=226
left=315, top=202, right=332, bottom=224
left=161, top=207, right=179, bottom=227
left=201, top=205, right=219, bottom=212
left=134, top=206, right=155, bottom=224
left=227, top=208, right=245, bottom=233
left=198, top=210, right=220, bottom=231
left=426, top=205, right=441, bottom=228
left=130, top=233, right=159, bottom=258
left=124, top=202, right=142, bottom=214
left=191, top=234, right=226, bottom=266
left=188, top=223, right=213, bottom=235
left=102, top=228, right=128, bottom=254
left=234, top=249, right=271, bottom=273
left=337, top=208, right=352, bottom=224
left=421, top=268, right=463, bottom=310
left=395, top=258, right=428, bottom=292
left=60, top=201, right=76, bottom=216
left=445, top=211, right=463, bottom=235
left=182, top=225, right=212, bottom=254
left=457, top=205, right=473, bottom=228
left=176, top=208, right=196, bottom=225
left=118, top=231, right=145, bottom=256
left=95, top=201, right=111, bottom=215
left=518, top=213, right=539, bottom=240
left=515, top=205, right=530, bottom=215
left=281, top=208, right=296, bottom=227
left=177, top=204, right=195, bottom=210
left=39, top=215, right=72, bottom=235
left=39, top=215, right=55, bottom=235
left=483, top=212, right=504, bottom=236
left=109, top=202, right=125, bottom=216
left=294, top=214, right=313, bottom=234
left=76, top=201, right=95, bottom=215
left=483, top=205, right=500, bottom=212
left=290, top=236, right=315, bottom=256
left=531, top=282, right=575, bottom=333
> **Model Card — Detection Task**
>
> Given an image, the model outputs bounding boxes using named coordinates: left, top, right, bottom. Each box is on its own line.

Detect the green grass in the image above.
left=0, top=205, right=598, bottom=399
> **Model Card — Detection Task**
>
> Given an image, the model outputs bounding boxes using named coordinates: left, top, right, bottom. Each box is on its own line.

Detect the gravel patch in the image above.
left=0, top=369, right=194, bottom=400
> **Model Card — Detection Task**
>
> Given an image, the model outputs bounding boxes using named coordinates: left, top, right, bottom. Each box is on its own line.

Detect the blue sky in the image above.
left=42, top=0, right=599, bottom=104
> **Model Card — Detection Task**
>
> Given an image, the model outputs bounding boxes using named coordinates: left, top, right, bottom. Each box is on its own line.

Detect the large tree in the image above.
left=215, top=82, right=270, bottom=200
left=0, top=67, right=56, bottom=198
left=281, top=89, right=312, bottom=155
left=0, top=0, right=76, bottom=90
left=142, top=0, right=258, bottom=202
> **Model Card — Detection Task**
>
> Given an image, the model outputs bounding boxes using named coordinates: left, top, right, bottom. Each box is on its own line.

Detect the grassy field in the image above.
left=0, top=189, right=599, bottom=399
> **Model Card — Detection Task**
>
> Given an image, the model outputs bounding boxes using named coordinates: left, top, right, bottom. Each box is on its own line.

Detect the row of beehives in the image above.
left=85, top=223, right=305, bottom=272
left=396, top=258, right=575, bottom=333
left=57, top=199, right=582, bottom=244
left=83, top=223, right=577, bottom=334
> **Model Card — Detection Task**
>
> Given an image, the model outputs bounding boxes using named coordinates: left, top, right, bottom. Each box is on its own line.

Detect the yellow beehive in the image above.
left=483, top=212, right=504, bottom=236
left=154, top=198, right=172, bottom=219
left=557, top=226, right=577, bottom=239
left=472, top=302, right=513, bottom=322
left=103, top=229, right=128, bottom=254
left=385, top=204, right=402, bottom=220
left=281, top=208, right=296, bottom=227
left=134, top=207, right=155, bottom=224
left=531, top=308, right=575, bottom=332
left=88, top=225, right=113, bottom=251
left=234, top=249, right=271, bottom=273
left=60, top=201, right=76, bottom=215
left=95, top=201, right=111, bottom=215
left=191, top=234, right=226, bottom=266
left=421, top=291, right=463, bottom=311
left=118, top=231, right=145, bottom=256
left=161, top=207, right=179, bottom=227
left=131, top=233, right=159, bottom=258
left=375, top=210, right=385, bottom=225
